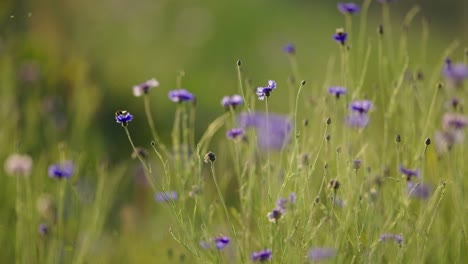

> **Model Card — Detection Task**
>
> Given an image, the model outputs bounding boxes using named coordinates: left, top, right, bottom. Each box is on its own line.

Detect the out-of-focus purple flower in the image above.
left=435, top=130, right=463, bottom=154
left=399, top=165, right=420, bottom=180
left=276, top=192, right=296, bottom=210
left=214, top=236, right=230, bottom=250
left=237, top=112, right=291, bottom=150
left=350, top=100, right=372, bottom=114
left=328, top=86, right=347, bottom=99
left=39, top=223, right=48, bottom=236
left=132, top=78, right=159, bottom=97
left=155, top=191, right=178, bottom=203
left=333, top=28, right=347, bottom=45
left=380, top=234, right=403, bottom=244
left=407, top=181, right=431, bottom=199
left=226, top=128, right=245, bottom=140
left=289, top=192, right=296, bottom=205
left=256, top=80, right=277, bottom=100
left=251, top=249, right=272, bottom=262
left=283, top=43, right=295, bottom=54
left=199, top=240, right=211, bottom=249
left=115, top=110, right=133, bottom=126
left=442, top=113, right=468, bottom=130
left=308, top=247, right=336, bottom=261
left=267, top=208, right=284, bottom=223
left=443, top=58, right=468, bottom=86
left=345, top=113, right=369, bottom=128
left=353, top=159, right=362, bottom=170
left=48, top=161, right=74, bottom=179
left=338, top=2, right=360, bottom=15
left=168, top=89, right=195, bottom=103
left=4, top=154, right=33, bottom=177
left=221, top=94, right=243, bottom=109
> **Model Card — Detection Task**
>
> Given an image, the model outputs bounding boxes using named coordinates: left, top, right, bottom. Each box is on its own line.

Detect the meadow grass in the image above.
left=1, top=1, right=468, bottom=263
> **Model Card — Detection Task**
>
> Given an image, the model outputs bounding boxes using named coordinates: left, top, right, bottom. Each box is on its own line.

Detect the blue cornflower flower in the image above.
left=256, top=80, right=277, bottom=100
left=226, top=128, right=245, bottom=140
left=380, top=234, right=403, bottom=244
left=333, top=28, right=348, bottom=45
left=115, top=110, right=133, bottom=126
left=442, top=113, right=468, bottom=130
left=276, top=192, right=296, bottom=210
left=328, top=86, right=347, bottom=99
left=345, top=113, right=369, bottom=128
left=308, top=247, right=336, bottom=261
left=48, top=161, right=74, bottom=179
left=168, top=89, right=195, bottom=103
left=443, top=58, right=468, bottom=86
left=132, top=78, right=159, bottom=97
left=407, top=181, right=431, bottom=199
left=399, top=165, right=420, bottom=180
left=155, top=191, right=178, bottom=203
left=338, top=2, right=360, bottom=15
left=221, top=94, right=243, bottom=109
left=39, top=223, right=49, bottom=236
left=349, top=100, right=372, bottom=114
left=251, top=249, right=272, bottom=262
left=214, top=236, right=230, bottom=250
left=267, top=208, right=284, bottom=223
left=283, top=43, right=295, bottom=54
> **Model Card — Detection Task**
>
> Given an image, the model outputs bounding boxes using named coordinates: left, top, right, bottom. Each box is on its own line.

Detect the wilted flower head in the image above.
left=251, top=249, right=272, bottom=262
left=442, top=113, right=468, bottom=130
left=221, top=94, right=243, bottom=109
left=338, top=2, right=360, bottom=15
left=333, top=28, right=348, bottom=45
left=407, top=181, right=431, bottom=199
left=399, top=165, right=420, bottom=180
left=214, top=236, right=230, bottom=250
left=48, top=161, right=74, bottom=179
left=283, top=43, right=295, bottom=54
left=168, top=89, right=195, bottom=103
left=267, top=208, right=284, bottom=223
left=132, top=78, right=159, bottom=97
left=226, top=128, right=245, bottom=140
left=328, top=86, right=347, bottom=99
left=349, top=100, right=372, bottom=114
left=256, top=80, right=277, bottom=100
left=380, top=234, right=403, bottom=244
left=115, top=110, right=133, bottom=126
left=308, top=247, right=336, bottom=261
left=4, top=153, right=33, bottom=176
left=155, top=191, right=178, bottom=202
left=237, top=112, right=291, bottom=150
left=443, top=58, right=468, bottom=86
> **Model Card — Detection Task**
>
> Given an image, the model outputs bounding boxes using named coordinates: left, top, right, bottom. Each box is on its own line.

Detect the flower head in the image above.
left=328, top=86, right=347, bottom=99
left=132, top=78, right=159, bottom=97
left=399, top=165, right=420, bottom=180
left=155, top=191, right=178, bottom=203
left=283, top=43, right=295, bottom=54
left=4, top=154, right=33, bottom=177
left=115, top=110, right=133, bottom=126
left=349, top=100, right=372, bottom=114
left=407, top=181, right=431, bottom=199
left=251, top=249, right=272, bottom=262
left=333, top=28, right=348, bottom=45
left=345, top=113, right=369, bottom=128
left=308, top=247, right=336, bottom=261
left=48, top=161, right=74, bottom=179
left=443, top=58, right=468, bottom=86
left=338, top=2, right=360, bottom=15
left=380, top=234, right=403, bottom=244
left=267, top=208, right=284, bottom=223
left=226, top=128, right=245, bottom=140
left=442, top=113, right=468, bottom=130
left=221, top=94, right=243, bottom=109
left=39, top=223, right=49, bottom=236
left=214, top=236, right=230, bottom=250
left=256, top=80, right=277, bottom=100
left=168, top=89, right=195, bottom=103
left=435, top=130, right=463, bottom=154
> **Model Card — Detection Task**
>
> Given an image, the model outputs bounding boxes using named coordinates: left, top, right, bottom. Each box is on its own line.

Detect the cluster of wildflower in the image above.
left=434, top=113, right=468, bottom=154
left=267, top=193, right=296, bottom=223
left=345, top=100, right=372, bottom=128
left=399, top=165, right=431, bottom=199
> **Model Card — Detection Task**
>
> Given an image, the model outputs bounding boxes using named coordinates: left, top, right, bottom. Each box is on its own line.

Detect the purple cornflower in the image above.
left=338, top=2, right=360, bottom=15
left=214, top=236, right=230, bottom=250
left=349, top=100, right=372, bottom=114
left=168, top=89, right=195, bottom=103
left=435, top=130, right=462, bottom=154
left=39, top=223, right=49, bottom=236
left=353, top=159, right=362, bottom=170
left=226, top=128, right=245, bottom=140
left=256, top=80, right=277, bottom=100
left=442, top=113, right=468, bottom=130
left=443, top=58, right=468, bottom=86
left=48, top=161, right=74, bottom=179
left=407, top=181, right=431, bottom=199
left=132, top=78, right=159, bottom=97
left=283, top=43, right=295, bottom=54
left=328, top=86, right=347, bottom=99
left=399, top=165, right=420, bottom=180
left=333, top=28, right=348, bottom=45
left=237, top=112, right=291, bottom=150
left=115, top=110, right=133, bottom=126
left=345, top=113, right=369, bottom=128
left=276, top=192, right=296, bottom=210
left=380, top=234, right=403, bottom=244
left=289, top=192, right=296, bottom=205
left=155, top=191, right=178, bottom=203
left=267, top=208, right=284, bottom=223
left=308, top=247, right=336, bottom=261
left=221, top=94, right=244, bottom=109
left=251, top=249, right=272, bottom=262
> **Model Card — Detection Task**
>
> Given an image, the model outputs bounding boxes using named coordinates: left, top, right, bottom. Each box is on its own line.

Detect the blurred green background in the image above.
left=1, top=0, right=467, bottom=161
